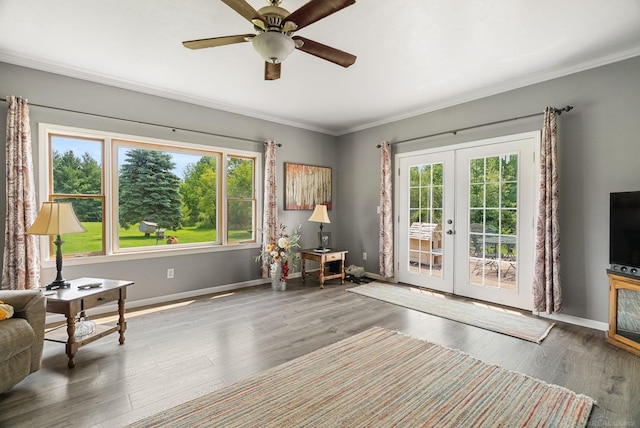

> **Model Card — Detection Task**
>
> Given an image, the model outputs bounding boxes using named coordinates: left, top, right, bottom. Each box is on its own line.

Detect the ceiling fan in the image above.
left=182, top=0, right=357, bottom=80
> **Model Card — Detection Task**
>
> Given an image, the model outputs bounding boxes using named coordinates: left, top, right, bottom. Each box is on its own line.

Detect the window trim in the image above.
left=49, top=132, right=107, bottom=257
left=37, top=123, right=263, bottom=268
left=225, top=154, right=258, bottom=244
left=111, top=138, right=228, bottom=252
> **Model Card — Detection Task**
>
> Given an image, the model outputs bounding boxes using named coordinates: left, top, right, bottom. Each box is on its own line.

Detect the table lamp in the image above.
left=308, top=204, right=330, bottom=251
left=27, top=202, right=87, bottom=290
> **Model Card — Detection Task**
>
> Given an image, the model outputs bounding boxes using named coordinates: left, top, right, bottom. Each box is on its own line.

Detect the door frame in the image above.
left=452, top=136, right=538, bottom=309
left=393, top=131, right=541, bottom=309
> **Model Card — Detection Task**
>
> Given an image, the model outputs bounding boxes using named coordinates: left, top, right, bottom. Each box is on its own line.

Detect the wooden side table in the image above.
left=44, top=277, right=133, bottom=368
left=300, top=249, right=348, bottom=288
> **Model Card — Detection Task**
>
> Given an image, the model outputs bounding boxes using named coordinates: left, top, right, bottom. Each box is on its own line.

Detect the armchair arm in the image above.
left=0, top=290, right=46, bottom=372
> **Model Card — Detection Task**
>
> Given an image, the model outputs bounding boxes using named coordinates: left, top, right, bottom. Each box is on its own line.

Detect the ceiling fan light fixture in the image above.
left=252, top=31, right=295, bottom=64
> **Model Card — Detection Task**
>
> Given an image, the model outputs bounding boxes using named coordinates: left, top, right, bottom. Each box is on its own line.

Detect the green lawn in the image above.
left=61, top=222, right=252, bottom=254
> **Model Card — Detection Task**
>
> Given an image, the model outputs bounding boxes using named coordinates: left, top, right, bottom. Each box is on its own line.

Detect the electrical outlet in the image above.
left=167, top=268, right=174, bottom=279
left=363, top=252, right=367, bottom=260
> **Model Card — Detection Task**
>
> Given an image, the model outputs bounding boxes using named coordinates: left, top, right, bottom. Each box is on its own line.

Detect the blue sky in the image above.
left=52, top=136, right=200, bottom=179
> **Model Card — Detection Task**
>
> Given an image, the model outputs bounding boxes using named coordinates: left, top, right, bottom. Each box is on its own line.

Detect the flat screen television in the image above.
left=610, top=191, right=640, bottom=275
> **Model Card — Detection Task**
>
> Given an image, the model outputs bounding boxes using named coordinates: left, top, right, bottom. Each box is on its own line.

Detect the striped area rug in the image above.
left=128, top=327, right=593, bottom=427
left=348, top=282, right=554, bottom=343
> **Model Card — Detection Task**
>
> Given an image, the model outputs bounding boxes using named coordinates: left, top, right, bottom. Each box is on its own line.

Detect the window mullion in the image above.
left=220, top=153, right=228, bottom=245
left=105, top=136, right=115, bottom=255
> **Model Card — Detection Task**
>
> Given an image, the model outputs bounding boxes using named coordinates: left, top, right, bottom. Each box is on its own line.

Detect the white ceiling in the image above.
left=2, top=1, right=640, bottom=135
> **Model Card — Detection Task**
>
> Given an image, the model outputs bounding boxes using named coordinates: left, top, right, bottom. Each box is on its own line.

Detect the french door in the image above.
left=397, top=132, right=538, bottom=310
left=397, top=151, right=455, bottom=294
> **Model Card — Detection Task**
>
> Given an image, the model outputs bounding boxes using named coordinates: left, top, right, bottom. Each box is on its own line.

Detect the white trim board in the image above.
left=535, top=311, right=608, bottom=332
left=45, top=278, right=267, bottom=325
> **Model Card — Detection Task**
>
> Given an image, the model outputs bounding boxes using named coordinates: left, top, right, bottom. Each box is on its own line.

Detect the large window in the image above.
left=40, top=125, right=260, bottom=260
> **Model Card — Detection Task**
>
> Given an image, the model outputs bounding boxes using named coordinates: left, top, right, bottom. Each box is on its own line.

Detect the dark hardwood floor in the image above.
left=1, top=278, right=639, bottom=427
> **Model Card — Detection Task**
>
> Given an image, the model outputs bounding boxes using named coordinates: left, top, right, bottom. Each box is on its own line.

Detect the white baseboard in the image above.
left=45, top=278, right=268, bottom=325
left=363, top=272, right=609, bottom=333
left=47, top=272, right=609, bottom=334
left=363, top=272, right=393, bottom=282
left=534, top=311, right=609, bottom=332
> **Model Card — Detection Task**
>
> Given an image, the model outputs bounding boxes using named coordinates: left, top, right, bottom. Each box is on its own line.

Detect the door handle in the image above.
left=446, top=230, right=454, bottom=235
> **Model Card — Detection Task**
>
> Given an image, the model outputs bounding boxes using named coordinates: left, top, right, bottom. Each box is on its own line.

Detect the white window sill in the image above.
left=39, top=242, right=262, bottom=268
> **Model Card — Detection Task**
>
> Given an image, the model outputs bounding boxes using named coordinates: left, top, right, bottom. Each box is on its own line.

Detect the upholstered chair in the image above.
left=0, top=290, right=46, bottom=393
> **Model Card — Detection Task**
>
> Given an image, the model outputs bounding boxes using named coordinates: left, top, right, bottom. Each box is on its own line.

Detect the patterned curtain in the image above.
left=533, top=107, right=562, bottom=313
left=261, top=141, right=278, bottom=278
left=2, top=96, right=40, bottom=290
left=379, top=141, right=394, bottom=278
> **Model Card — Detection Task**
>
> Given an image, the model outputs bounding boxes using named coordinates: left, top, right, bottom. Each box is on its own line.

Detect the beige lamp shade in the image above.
left=308, top=204, right=331, bottom=224
left=27, top=202, right=87, bottom=236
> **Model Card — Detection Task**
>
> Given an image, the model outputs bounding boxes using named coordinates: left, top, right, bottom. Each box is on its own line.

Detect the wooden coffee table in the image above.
left=44, top=277, right=133, bottom=368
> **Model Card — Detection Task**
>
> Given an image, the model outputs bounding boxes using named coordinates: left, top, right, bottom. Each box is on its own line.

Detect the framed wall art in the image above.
left=284, top=163, right=332, bottom=210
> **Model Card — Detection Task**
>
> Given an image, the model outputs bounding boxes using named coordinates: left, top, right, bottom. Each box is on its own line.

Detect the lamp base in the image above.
left=46, top=280, right=70, bottom=291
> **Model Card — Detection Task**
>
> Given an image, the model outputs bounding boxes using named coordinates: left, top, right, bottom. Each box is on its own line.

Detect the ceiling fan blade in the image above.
left=283, top=0, right=355, bottom=30
left=265, top=62, right=281, bottom=80
left=183, top=34, right=255, bottom=49
left=221, top=0, right=266, bottom=29
left=293, top=36, right=356, bottom=68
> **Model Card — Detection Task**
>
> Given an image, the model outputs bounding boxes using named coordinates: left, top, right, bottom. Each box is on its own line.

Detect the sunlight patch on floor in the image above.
left=471, top=301, right=524, bottom=316
left=403, top=284, right=523, bottom=315
left=91, top=300, right=196, bottom=324
left=210, top=292, right=235, bottom=300
left=408, top=286, right=446, bottom=299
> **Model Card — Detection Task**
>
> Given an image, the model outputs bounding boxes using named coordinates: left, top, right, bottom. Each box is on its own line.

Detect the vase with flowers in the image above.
left=257, top=224, right=301, bottom=290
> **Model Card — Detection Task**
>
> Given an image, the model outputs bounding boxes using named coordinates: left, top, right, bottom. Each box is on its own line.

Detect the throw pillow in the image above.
left=0, top=301, right=14, bottom=321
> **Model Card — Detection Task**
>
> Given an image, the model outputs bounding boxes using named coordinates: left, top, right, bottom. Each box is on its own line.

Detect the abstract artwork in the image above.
left=284, top=163, right=332, bottom=210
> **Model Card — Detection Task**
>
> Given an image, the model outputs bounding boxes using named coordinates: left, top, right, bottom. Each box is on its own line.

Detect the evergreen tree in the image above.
left=119, top=149, right=183, bottom=231
left=53, top=150, right=82, bottom=194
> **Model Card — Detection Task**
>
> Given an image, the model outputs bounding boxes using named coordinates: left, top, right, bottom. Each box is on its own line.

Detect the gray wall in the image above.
left=3, top=55, right=640, bottom=323
left=0, top=62, right=339, bottom=302
left=337, top=55, right=640, bottom=323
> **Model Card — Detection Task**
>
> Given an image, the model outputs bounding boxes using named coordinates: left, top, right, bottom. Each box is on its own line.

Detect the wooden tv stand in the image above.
left=607, top=271, right=640, bottom=357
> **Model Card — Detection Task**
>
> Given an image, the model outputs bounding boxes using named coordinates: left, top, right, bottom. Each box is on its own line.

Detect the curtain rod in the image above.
left=377, top=105, right=573, bottom=148
left=1, top=97, right=271, bottom=145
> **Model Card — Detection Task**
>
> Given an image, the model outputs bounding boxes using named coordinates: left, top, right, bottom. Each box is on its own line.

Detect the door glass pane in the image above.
left=408, top=163, right=444, bottom=278
left=468, top=154, right=518, bottom=290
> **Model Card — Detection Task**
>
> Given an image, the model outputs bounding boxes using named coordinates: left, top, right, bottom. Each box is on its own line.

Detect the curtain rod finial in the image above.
left=556, top=105, right=573, bottom=114
left=263, top=141, right=283, bottom=147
